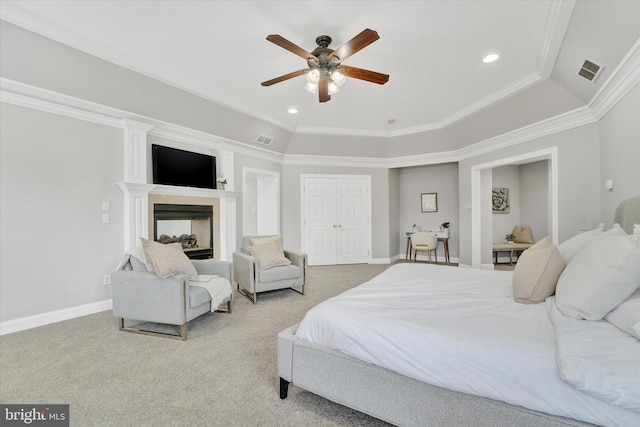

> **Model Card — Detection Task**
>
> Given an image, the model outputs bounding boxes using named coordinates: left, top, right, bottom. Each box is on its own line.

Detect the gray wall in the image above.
left=599, top=84, right=640, bottom=223
left=520, top=160, right=550, bottom=241
left=0, top=21, right=293, bottom=153
left=280, top=165, right=392, bottom=260
left=457, top=122, right=603, bottom=266
left=396, top=163, right=459, bottom=260
left=0, top=104, right=123, bottom=322
left=491, top=165, right=521, bottom=243
left=1, top=18, right=638, bottom=325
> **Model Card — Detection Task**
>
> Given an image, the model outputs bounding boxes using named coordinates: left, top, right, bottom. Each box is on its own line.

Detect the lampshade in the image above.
left=306, top=69, right=320, bottom=84
left=331, top=69, right=346, bottom=87
left=328, top=81, right=340, bottom=95
left=304, top=82, right=317, bottom=94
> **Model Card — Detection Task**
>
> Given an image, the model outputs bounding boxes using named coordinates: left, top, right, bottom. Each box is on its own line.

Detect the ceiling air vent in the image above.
left=255, top=134, right=273, bottom=146
left=578, top=60, right=601, bottom=82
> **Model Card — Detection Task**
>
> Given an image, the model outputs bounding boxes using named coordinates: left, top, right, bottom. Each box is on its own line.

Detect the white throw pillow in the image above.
left=606, top=288, right=640, bottom=340
left=555, top=233, right=640, bottom=320
left=512, top=237, right=566, bottom=304
left=557, top=223, right=604, bottom=263
left=141, top=238, right=198, bottom=280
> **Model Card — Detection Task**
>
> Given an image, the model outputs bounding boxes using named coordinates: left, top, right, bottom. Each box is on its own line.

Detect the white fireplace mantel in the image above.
left=118, top=182, right=238, bottom=261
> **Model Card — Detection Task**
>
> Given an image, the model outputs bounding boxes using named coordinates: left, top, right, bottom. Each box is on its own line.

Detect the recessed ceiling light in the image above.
left=288, top=108, right=298, bottom=114
left=482, top=53, right=499, bottom=63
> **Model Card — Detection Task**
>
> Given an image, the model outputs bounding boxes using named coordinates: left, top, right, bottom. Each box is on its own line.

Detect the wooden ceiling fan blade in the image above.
left=266, top=34, right=319, bottom=61
left=261, top=69, right=308, bottom=86
left=319, top=79, right=330, bottom=102
left=328, top=29, right=380, bottom=62
left=341, top=66, right=389, bottom=85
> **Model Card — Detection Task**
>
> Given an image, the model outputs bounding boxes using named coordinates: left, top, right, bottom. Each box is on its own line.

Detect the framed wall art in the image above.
left=421, top=193, right=438, bottom=213
left=492, top=187, right=510, bottom=214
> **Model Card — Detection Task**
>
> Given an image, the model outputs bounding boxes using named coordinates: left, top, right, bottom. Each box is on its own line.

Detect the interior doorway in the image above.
left=242, top=168, right=280, bottom=236
left=470, top=147, right=558, bottom=268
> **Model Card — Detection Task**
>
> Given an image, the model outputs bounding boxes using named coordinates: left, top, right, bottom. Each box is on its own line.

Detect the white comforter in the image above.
left=296, top=263, right=640, bottom=427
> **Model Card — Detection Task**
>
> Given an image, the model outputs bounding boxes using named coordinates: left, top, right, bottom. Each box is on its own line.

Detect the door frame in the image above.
left=242, top=167, right=280, bottom=236
left=300, top=174, right=372, bottom=265
left=470, top=147, right=558, bottom=268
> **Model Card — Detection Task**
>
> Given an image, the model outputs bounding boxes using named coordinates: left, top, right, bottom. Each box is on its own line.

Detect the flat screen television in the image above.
left=152, top=144, right=216, bottom=189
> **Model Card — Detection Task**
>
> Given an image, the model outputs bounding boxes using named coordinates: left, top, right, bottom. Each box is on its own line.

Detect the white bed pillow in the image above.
left=555, top=233, right=640, bottom=320
left=606, top=288, right=640, bottom=340
left=558, top=223, right=604, bottom=263
left=512, top=237, right=566, bottom=304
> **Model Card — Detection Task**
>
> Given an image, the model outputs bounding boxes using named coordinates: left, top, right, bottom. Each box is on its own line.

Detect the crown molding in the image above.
left=387, top=151, right=459, bottom=169
left=537, top=0, right=575, bottom=79
left=0, top=0, right=578, bottom=138
left=3, top=31, right=637, bottom=172
left=282, top=154, right=389, bottom=169
left=456, top=106, right=596, bottom=161
left=0, top=77, right=285, bottom=165
left=589, top=37, right=640, bottom=120
left=0, top=2, right=296, bottom=133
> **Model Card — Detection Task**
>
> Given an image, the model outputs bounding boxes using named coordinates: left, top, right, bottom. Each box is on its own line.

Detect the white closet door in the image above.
left=336, top=178, right=369, bottom=264
left=303, top=175, right=370, bottom=266
left=305, top=177, right=338, bottom=265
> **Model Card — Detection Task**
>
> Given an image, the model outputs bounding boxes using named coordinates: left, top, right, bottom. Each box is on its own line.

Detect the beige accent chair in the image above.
left=411, top=232, right=439, bottom=263
left=233, top=235, right=307, bottom=304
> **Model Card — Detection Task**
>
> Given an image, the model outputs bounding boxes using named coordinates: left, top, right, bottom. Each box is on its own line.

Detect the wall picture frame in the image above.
left=421, top=192, right=438, bottom=213
left=492, top=187, right=510, bottom=214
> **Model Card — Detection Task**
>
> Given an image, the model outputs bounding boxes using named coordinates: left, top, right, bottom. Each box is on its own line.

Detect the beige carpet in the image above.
left=0, top=264, right=394, bottom=427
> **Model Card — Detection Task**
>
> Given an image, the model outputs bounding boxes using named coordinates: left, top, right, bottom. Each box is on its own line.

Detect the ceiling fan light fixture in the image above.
left=328, top=81, right=340, bottom=95
left=306, top=69, right=320, bottom=84
left=304, top=82, right=318, bottom=94
left=331, top=69, right=346, bottom=86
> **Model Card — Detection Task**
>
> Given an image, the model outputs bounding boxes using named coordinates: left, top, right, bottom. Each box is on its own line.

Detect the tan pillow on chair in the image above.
left=247, top=240, right=291, bottom=271
left=512, top=237, right=566, bottom=304
left=513, top=226, right=534, bottom=244
left=141, top=238, right=198, bottom=280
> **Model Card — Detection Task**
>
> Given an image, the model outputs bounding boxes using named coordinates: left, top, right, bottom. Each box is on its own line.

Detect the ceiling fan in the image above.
left=261, top=28, right=389, bottom=103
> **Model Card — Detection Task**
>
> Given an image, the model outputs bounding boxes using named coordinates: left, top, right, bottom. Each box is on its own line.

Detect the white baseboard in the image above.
left=370, top=257, right=393, bottom=264
left=0, top=299, right=113, bottom=336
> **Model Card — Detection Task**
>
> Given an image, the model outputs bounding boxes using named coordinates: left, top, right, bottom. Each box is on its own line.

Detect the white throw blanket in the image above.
left=190, top=275, right=232, bottom=312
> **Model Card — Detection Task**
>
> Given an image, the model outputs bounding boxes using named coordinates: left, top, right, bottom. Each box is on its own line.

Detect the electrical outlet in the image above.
left=102, top=213, right=110, bottom=224
left=102, top=201, right=110, bottom=211
left=103, top=274, right=111, bottom=286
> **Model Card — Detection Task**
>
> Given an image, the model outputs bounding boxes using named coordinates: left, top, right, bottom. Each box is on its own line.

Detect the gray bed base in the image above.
left=278, top=323, right=593, bottom=427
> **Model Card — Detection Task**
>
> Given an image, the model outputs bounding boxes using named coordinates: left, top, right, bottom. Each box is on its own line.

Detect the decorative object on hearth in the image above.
left=261, top=29, right=389, bottom=103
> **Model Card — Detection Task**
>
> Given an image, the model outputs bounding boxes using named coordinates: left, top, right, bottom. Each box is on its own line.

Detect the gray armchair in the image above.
left=233, top=235, right=307, bottom=304
left=112, top=258, right=232, bottom=340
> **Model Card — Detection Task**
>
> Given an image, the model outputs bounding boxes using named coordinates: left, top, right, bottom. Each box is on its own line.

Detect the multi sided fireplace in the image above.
left=153, top=204, right=213, bottom=259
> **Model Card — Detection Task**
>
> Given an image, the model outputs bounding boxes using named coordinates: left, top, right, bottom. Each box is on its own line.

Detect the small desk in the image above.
left=404, top=231, right=450, bottom=264
left=492, top=242, right=532, bottom=265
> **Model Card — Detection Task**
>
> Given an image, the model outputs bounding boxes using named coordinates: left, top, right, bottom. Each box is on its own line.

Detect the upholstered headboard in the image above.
left=614, top=196, right=640, bottom=234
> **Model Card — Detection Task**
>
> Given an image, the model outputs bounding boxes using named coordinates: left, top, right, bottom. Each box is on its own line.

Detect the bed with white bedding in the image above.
left=278, top=196, right=640, bottom=427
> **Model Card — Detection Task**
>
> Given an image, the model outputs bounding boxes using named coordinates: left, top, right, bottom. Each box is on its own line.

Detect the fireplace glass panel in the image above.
left=153, top=204, right=214, bottom=259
